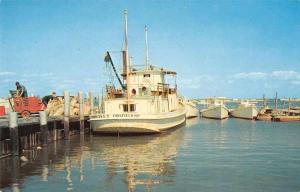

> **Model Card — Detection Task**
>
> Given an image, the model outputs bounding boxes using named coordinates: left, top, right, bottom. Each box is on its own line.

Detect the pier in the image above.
left=0, top=91, right=96, bottom=159
left=0, top=114, right=90, bottom=159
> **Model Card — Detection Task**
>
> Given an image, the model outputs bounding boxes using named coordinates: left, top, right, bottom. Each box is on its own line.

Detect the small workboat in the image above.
left=257, top=107, right=273, bottom=121
left=181, top=99, right=199, bottom=119
left=201, top=99, right=229, bottom=120
left=230, top=101, right=258, bottom=120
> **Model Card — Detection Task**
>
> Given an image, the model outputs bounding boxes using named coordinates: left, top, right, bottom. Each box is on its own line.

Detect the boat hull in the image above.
left=257, top=114, right=273, bottom=121
left=231, top=106, right=258, bottom=120
left=90, top=110, right=186, bottom=134
left=273, top=115, right=300, bottom=122
left=185, top=104, right=199, bottom=119
left=201, top=106, right=229, bottom=119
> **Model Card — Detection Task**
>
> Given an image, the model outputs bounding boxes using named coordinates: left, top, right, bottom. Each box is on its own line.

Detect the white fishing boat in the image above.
left=181, top=99, right=199, bottom=118
left=230, top=101, right=258, bottom=120
left=201, top=99, right=229, bottom=119
left=90, top=10, right=186, bottom=134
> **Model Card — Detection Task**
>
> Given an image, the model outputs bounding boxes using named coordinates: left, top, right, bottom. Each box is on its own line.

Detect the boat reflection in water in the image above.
left=0, top=125, right=186, bottom=192
left=93, top=126, right=186, bottom=191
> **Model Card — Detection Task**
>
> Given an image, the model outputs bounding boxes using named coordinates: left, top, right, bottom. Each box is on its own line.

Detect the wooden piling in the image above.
left=89, top=91, right=94, bottom=115
left=9, top=112, right=19, bottom=156
left=64, top=91, right=70, bottom=139
left=12, top=156, right=20, bottom=190
left=288, top=98, right=291, bottom=114
left=98, top=94, right=101, bottom=112
left=39, top=111, right=48, bottom=146
left=53, top=121, right=57, bottom=141
left=79, top=91, right=84, bottom=134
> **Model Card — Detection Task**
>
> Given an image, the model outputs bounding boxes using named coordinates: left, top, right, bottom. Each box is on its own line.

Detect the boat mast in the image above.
left=124, top=9, right=130, bottom=110
left=145, top=26, right=149, bottom=69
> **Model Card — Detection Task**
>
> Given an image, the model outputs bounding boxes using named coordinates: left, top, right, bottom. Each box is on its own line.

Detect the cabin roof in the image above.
left=129, top=65, right=177, bottom=76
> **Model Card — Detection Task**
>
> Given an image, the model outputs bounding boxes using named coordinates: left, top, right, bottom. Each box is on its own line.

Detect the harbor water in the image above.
left=1, top=118, right=300, bottom=192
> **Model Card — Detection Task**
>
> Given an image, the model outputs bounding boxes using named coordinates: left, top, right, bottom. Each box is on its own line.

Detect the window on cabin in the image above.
left=123, top=104, right=136, bottom=112
left=144, top=74, right=150, bottom=78
left=141, top=86, right=147, bottom=95
left=123, top=104, right=128, bottom=112
left=130, top=104, right=136, bottom=112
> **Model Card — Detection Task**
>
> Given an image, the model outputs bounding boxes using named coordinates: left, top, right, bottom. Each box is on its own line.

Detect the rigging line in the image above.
left=104, top=51, right=126, bottom=90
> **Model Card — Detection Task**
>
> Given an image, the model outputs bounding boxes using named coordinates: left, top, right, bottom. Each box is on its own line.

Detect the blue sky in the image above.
left=1, top=0, right=300, bottom=98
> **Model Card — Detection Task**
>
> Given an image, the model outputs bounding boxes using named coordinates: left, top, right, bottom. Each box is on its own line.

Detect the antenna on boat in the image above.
left=124, top=9, right=129, bottom=72
left=145, top=25, right=149, bottom=69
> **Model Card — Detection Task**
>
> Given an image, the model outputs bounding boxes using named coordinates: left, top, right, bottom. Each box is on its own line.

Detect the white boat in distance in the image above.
left=181, top=99, right=199, bottom=119
left=201, top=98, right=229, bottom=119
left=230, top=101, right=258, bottom=120
left=90, top=10, right=186, bottom=134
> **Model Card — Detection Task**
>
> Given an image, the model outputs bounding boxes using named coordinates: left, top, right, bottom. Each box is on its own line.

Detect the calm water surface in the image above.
left=1, top=118, right=300, bottom=192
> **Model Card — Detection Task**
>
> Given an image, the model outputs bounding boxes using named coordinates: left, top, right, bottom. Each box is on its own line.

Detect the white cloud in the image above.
left=180, top=75, right=215, bottom=89
left=0, top=71, right=15, bottom=76
left=292, top=81, right=300, bottom=85
left=271, top=70, right=300, bottom=80
left=227, top=80, right=233, bottom=84
left=233, top=72, right=268, bottom=79
left=232, top=70, right=300, bottom=81
left=0, top=79, right=16, bottom=83
left=22, top=72, right=54, bottom=77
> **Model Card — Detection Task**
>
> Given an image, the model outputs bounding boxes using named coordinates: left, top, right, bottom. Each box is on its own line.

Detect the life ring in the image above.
left=131, top=89, right=136, bottom=95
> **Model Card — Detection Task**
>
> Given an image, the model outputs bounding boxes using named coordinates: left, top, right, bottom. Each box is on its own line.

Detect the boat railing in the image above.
left=129, top=64, right=152, bottom=71
left=129, top=64, right=177, bottom=75
left=105, top=82, right=176, bottom=99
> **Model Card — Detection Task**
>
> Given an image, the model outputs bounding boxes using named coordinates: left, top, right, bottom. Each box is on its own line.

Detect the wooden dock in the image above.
left=0, top=114, right=90, bottom=159
left=0, top=91, right=96, bottom=159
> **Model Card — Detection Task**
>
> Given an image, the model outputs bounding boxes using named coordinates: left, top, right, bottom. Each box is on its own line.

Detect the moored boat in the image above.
left=90, top=10, right=186, bottom=134
left=257, top=107, right=273, bottom=121
left=201, top=99, right=229, bottom=120
left=182, top=99, right=199, bottom=119
left=230, top=101, right=258, bottom=120
left=273, top=115, right=300, bottom=122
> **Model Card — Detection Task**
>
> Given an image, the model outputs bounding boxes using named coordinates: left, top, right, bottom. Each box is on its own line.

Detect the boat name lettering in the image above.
left=113, top=114, right=140, bottom=118
left=97, top=114, right=110, bottom=118
left=96, top=114, right=140, bottom=118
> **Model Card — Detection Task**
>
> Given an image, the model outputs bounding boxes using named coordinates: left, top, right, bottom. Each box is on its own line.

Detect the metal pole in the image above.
left=124, top=9, right=131, bottom=112
left=145, top=26, right=149, bottom=69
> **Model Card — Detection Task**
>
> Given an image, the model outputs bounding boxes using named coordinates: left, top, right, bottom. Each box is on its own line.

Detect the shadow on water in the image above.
left=0, top=124, right=187, bottom=191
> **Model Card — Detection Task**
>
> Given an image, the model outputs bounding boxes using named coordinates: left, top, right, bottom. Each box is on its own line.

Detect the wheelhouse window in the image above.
left=123, top=104, right=136, bottom=112
left=123, top=104, right=128, bottom=112
left=143, top=74, right=150, bottom=78
left=141, top=86, right=147, bottom=95
left=130, top=104, right=136, bottom=112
